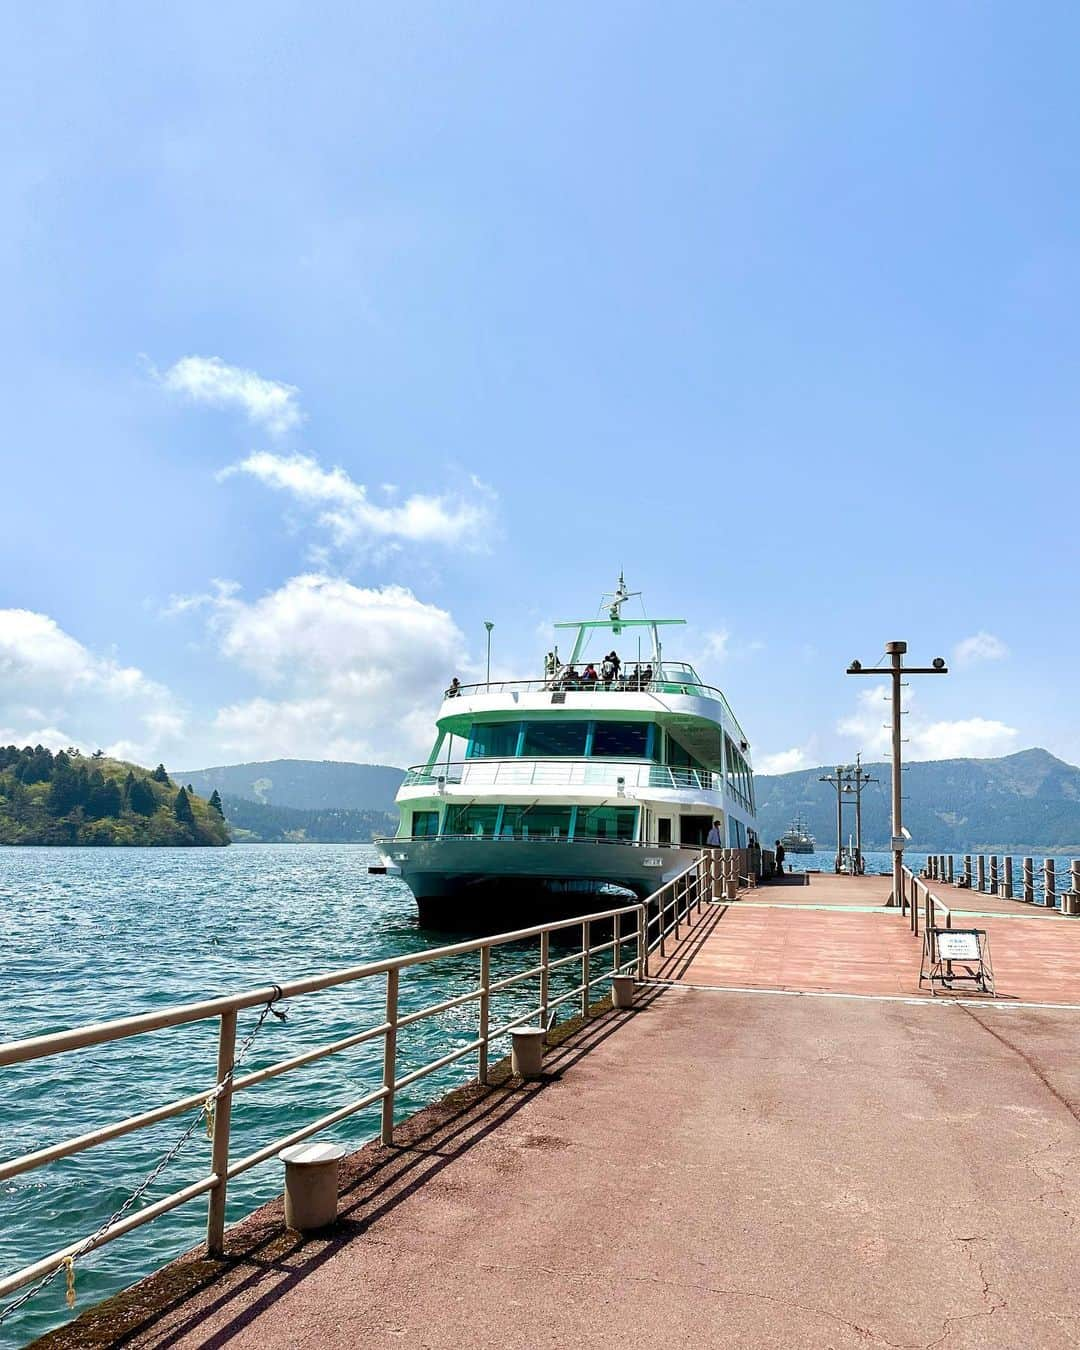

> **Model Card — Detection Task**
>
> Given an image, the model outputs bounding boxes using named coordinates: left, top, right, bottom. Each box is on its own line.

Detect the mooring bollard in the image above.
left=976, top=855, right=986, bottom=893
left=511, top=1027, right=546, bottom=1079
left=279, top=1141, right=347, bottom=1232
left=1044, top=857, right=1056, bottom=909
left=989, top=855, right=999, bottom=895
left=1023, top=857, right=1034, bottom=903
left=964, top=855, right=972, bottom=889
left=1066, top=860, right=1080, bottom=917
left=1003, top=855, right=1013, bottom=900
left=947, top=855, right=954, bottom=884
left=611, top=973, right=636, bottom=1009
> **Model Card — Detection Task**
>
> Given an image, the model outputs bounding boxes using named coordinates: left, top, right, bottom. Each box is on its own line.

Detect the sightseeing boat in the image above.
left=374, top=579, right=759, bottom=924
left=780, top=814, right=817, bottom=854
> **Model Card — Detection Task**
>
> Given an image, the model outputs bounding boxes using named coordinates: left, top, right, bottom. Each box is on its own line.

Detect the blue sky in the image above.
left=2, top=2, right=1078, bottom=772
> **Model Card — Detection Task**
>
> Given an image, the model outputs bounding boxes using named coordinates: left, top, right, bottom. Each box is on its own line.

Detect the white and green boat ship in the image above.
left=780, top=815, right=816, bottom=854
left=375, top=578, right=758, bottom=924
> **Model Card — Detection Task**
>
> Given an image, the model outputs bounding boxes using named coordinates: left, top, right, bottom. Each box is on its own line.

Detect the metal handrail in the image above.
left=0, top=849, right=745, bottom=1311
left=900, top=865, right=952, bottom=951
left=401, top=759, right=726, bottom=792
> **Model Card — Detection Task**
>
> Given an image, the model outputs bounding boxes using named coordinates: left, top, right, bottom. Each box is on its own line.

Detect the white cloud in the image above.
left=953, top=631, right=1008, bottom=666
left=837, top=686, right=1018, bottom=761
left=195, top=575, right=469, bottom=765
left=0, top=609, right=186, bottom=764
left=156, top=355, right=302, bottom=435
left=220, top=451, right=495, bottom=552
left=703, top=630, right=730, bottom=662
left=757, top=747, right=811, bottom=775
left=908, top=718, right=1018, bottom=760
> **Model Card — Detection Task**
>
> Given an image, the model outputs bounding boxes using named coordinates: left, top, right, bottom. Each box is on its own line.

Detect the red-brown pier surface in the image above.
left=39, top=873, right=1080, bottom=1349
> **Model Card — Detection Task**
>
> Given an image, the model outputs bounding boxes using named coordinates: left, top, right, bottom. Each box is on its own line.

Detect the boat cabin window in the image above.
left=657, top=817, right=672, bottom=845
left=466, top=723, right=520, bottom=758
left=445, top=805, right=500, bottom=836
left=499, top=804, right=574, bottom=838
left=575, top=806, right=638, bottom=841
left=463, top=720, right=657, bottom=760
left=411, top=810, right=439, bottom=837
left=521, top=722, right=589, bottom=758
left=590, top=723, right=649, bottom=759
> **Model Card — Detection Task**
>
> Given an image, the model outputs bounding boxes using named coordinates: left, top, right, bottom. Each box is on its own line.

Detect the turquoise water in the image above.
left=0, top=845, right=631, bottom=1347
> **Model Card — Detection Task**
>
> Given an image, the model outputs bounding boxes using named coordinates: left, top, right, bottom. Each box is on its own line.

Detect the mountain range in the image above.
left=756, top=748, right=1080, bottom=851
left=180, top=749, right=1080, bottom=850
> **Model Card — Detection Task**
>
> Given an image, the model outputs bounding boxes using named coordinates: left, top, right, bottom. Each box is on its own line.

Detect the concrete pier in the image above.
left=37, top=871, right=1080, bottom=1350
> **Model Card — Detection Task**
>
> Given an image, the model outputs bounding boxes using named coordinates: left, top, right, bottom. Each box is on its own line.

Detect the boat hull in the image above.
left=373, top=836, right=701, bottom=927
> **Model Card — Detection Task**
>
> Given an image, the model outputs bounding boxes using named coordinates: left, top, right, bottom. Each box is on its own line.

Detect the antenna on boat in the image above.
left=602, top=571, right=641, bottom=633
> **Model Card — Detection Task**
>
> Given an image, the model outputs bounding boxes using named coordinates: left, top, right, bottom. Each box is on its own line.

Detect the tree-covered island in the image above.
left=0, top=746, right=230, bottom=846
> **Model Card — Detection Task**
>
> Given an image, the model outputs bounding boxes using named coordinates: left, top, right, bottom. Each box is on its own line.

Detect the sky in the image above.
left=2, top=2, right=1079, bottom=775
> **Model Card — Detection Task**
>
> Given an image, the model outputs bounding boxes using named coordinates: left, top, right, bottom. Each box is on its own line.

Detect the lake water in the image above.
left=0, top=843, right=1063, bottom=1345
left=0, top=844, right=636, bottom=1347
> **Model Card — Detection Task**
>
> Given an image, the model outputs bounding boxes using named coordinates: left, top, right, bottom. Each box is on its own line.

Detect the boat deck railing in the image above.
left=401, top=759, right=725, bottom=793
left=0, top=849, right=748, bottom=1321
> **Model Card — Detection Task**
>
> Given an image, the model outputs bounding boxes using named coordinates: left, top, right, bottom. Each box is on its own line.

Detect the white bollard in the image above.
left=279, top=1141, right=347, bottom=1232
left=611, top=974, right=636, bottom=1009
left=511, top=1027, right=547, bottom=1078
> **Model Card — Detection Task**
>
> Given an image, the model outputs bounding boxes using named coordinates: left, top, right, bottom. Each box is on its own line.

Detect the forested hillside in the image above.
left=756, top=748, right=1080, bottom=850
left=180, top=759, right=404, bottom=812
left=0, top=746, right=230, bottom=846
left=221, top=794, right=395, bottom=843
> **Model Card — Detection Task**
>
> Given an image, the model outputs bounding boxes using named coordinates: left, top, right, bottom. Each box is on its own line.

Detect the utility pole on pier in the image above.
left=851, top=752, right=878, bottom=874
left=818, top=765, right=854, bottom=874
left=846, top=642, right=947, bottom=906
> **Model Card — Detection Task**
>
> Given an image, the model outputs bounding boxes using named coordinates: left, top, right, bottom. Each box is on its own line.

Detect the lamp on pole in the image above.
left=846, top=642, right=947, bottom=907
left=484, top=621, right=494, bottom=688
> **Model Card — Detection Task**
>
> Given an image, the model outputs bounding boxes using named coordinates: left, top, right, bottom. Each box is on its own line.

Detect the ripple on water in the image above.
left=1, top=844, right=618, bottom=1347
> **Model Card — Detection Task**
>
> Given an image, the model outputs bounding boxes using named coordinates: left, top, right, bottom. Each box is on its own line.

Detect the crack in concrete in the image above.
left=956, top=1006, right=1080, bottom=1126
left=474, top=1259, right=1001, bottom=1348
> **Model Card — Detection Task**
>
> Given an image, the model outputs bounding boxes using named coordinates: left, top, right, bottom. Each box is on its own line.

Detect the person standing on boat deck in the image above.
left=775, top=840, right=785, bottom=875
left=581, top=662, right=599, bottom=686
left=706, top=820, right=723, bottom=847
left=446, top=677, right=461, bottom=698
left=601, top=654, right=616, bottom=687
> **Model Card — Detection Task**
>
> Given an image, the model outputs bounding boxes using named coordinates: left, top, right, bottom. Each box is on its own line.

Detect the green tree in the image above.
left=174, top=787, right=195, bottom=825
left=128, top=777, right=157, bottom=816
left=208, top=789, right=224, bottom=816
left=86, top=778, right=122, bottom=821
left=152, top=764, right=170, bottom=784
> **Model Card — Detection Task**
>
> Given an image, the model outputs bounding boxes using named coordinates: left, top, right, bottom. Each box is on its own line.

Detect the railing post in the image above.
left=206, top=1009, right=237, bottom=1257
left=540, top=930, right=551, bottom=1028
left=976, top=854, right=986, bottom=893
left=1072, top=860, right=1080, bottom=907
left=1003, top=855, right=1013, bottom=900
left=478, top=945, right=490, bottom=1084
left=637, top=905, right=647, bottom=979
left=946, top=855, right=954, bottom=884
left=581, top=921, right=591, bottom=1020
left=1023, top=857, right=1034, bottom=903
left=381, top=967, right=399, bottom=1144
left=613, top=911, right=622, bottom=975
left=1044, top=857, right=1055, bottom=909
left=659, top=888, right=667, bottom=957
left=674, top=877, right=682, bottom=941
left=989, top=855, right=998, bottom=895
left=964, top=854, right=972, bottom=889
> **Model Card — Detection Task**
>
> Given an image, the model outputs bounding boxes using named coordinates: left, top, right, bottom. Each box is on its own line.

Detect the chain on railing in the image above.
left=0, top=901, right=649, bottom=1319
left=0, top=847, right=757, bottom=1326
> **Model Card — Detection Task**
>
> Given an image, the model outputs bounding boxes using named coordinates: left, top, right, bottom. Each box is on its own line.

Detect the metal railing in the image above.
left=900, top=865, right=952, bottom=952
left=0, top=850, right=747, bottom=1313
left=401, top=759, right=725, bottom=793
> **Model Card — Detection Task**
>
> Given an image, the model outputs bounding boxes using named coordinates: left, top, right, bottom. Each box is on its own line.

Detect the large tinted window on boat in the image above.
left=445, top=805, right=500, bottom=836
left=500, top=804, right=574, bottom=838
left=576, top=806, right=638, bottom=841
left=521, top=722, right=589, bottom=757
left=591, top=723, right=650, bottom=759
left=466, top=723, right=520, bottom=758
left=411, top=810, right=439, bottom=836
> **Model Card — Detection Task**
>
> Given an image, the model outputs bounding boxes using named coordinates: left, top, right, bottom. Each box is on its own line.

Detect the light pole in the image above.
left=847, top=642, right=947, bottom=908
left=484, top=621, right=494, bottom=688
